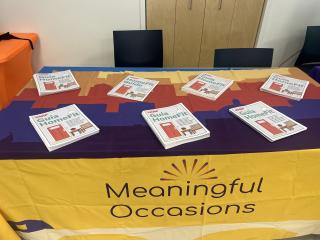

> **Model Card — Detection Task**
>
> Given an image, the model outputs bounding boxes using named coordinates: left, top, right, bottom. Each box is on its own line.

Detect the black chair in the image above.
left=214, top=48, right=274, bottom=68
left=295, top=26, right=320, bottom=74
left=113, top=30, right=163, bottom=68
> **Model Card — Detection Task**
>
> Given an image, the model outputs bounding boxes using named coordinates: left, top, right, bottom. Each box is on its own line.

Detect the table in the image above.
left=1, top=67, right=320, bottom=240
left=310, top=66, right=320, bottom=83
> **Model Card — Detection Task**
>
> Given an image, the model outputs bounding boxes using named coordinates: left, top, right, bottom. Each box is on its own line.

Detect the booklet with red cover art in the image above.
left=229, top=101, right=307, bottom=142
left=181, top=73, right=234, bottom=100
left=29, top=104, right=99, bottom=151
left=142, top=103, right=210, bottom=149
left=260, top=73, right=309, bottom=101
left=107, top=75, right=159, bottom=101
left=33, top=70, right=80, bottom=96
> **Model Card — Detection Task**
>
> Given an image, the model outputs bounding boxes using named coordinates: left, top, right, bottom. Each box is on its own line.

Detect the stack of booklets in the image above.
left=181, top=73, right=234, bottom=100
left=260, top=73, right=309, bottom=101
left=29, top=104, right=99, bottom=151
left=33, top=70, right=80, bottom=96
left=229, top=101, right=307, bottom=142
left=107, top=75, right=159, bottom=101
left=142, top=103, right=210, bottom=149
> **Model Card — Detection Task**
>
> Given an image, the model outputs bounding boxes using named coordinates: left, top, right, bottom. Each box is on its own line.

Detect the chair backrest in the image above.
left=113, top=30, right=163, bottom=68
left=295, top=26, right=320, bottom=66
left=214, top=48, right=273, bottom=68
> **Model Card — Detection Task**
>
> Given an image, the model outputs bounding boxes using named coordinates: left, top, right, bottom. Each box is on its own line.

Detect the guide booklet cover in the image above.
left=260, top=73, right=309, bottom=101
left=229, top=101, right=307, bottom=142
left=33, top=70, right=80, bottom=96
left=107, top=75, right=159, bottom=101
left=142, top=103, right=210, bottom=149
left=30, top=104, right=99, bottom=151
left=181, top=73, right=234, bottom=101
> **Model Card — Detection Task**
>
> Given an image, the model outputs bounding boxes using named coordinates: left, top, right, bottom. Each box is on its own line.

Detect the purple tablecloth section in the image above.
left=310, top=66, right=320, bottom=82
left=1, top=66, right=320, bottom=160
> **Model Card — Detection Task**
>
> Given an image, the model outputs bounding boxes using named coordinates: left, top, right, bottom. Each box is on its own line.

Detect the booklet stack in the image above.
left=229, top=101, right=307, bottom=142
left=142, top=103, right=210, bottom=149
left=260, top=73, right=309, bottom=101
left=107, top=75, right=159, bottom=101
left=33, top=70, right=80, bottom=96
left=181, top=73, right=234, bottom=100
left=30, top=104, right=99, bottom=151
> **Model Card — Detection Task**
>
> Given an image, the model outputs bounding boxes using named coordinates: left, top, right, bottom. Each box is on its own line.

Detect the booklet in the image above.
left=30, top=104, right=99, bottom=151
left=142, top=103, right=210, bottom=149
left=260, top=73, right=309, bottom=101
left=181, top=73, right=234, bottom=100
left=229, top=101, right=307, bottom=142
left=33, top=70, right=80, bottom=96
left=107, top=75, right=159, bottom=101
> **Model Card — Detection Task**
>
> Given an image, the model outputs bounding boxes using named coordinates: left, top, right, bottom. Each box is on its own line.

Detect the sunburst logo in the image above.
left=160, top=159, right=218, bottom=181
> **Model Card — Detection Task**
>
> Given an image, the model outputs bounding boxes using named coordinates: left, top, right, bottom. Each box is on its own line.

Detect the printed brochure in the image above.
left=30, top=104, right=99, bottom=151
left=260, top=73, right=309, bottom=100
left=142, top=103, right=210, bottom=149
left=181, top=73, right=234, bottom=100
left=107, top=75, right=159, bottom=101
left=33, top=70, right=80, bottom=96
left=229, top=101, right=307, bottom=142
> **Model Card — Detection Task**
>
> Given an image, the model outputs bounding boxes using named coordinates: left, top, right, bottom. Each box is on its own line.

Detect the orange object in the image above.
left=160, top=122, right=181, bottom=138
left=269, top=82, right=283, bottom=92
left=256, top=119, right=283, bottom=135
left=0, top=33, right=38, bottom=109
left=190, top=81, right=205, bottom=90
left=116, top=84, right=131, bottom=94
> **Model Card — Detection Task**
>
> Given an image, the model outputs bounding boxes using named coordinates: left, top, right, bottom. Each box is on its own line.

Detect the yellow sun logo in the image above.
left=160, top=159, right=217, bottom=181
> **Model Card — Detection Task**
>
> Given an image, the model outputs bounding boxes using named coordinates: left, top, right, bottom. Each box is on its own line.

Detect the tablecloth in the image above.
left=310, top=66, right=320, bottom=83
left=0, top=67, right=320, bottom=240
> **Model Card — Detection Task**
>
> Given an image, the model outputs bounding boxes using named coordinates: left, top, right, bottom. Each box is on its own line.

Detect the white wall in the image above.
left=3, top=0, right=319, bottom=70
left=256, top=0, right=320, bottom=67
left=0, top=0, right=145, bottom=71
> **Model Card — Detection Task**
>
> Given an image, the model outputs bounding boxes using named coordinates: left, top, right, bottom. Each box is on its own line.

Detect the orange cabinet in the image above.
left=0, top=33, right=38, bottom=109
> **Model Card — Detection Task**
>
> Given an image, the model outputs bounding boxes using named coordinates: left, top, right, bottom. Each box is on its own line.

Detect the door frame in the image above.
left=140, top=0, right=146, bottom=29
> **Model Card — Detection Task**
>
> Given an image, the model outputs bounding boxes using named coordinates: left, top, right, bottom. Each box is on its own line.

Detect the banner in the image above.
left=1, top=149, right=320, bottom=240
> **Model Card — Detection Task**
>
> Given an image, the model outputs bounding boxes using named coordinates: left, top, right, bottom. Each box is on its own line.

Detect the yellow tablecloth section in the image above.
left=1, top=150, right=320, bottom=240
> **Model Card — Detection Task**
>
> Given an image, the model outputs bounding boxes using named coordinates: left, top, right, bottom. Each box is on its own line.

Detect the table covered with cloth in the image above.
left=310, top=66, right=320, bottom=83
left=0, top=67, right=320, bottom=240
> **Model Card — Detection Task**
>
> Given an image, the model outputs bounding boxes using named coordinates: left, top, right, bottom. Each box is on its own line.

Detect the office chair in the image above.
left=295, top=26, right=320, bottom=74
left=113, top=30, right=163, bottom=68
left=214, top=48, right=274, bottom=68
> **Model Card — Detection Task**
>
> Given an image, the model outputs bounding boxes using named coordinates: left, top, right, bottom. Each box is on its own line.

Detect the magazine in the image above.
left=181, top=73, right=234, bottom=100
left=33, top=70, right=80, bottom=96
left=107, top=75, right=159, bottom=101
left=260, top=73, right=309, bottom=101
left=229, top=101, right=307, bottom=142
left=29, top=104, right=99, bottom=151
left=142, top=103, right=210, bottom=149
